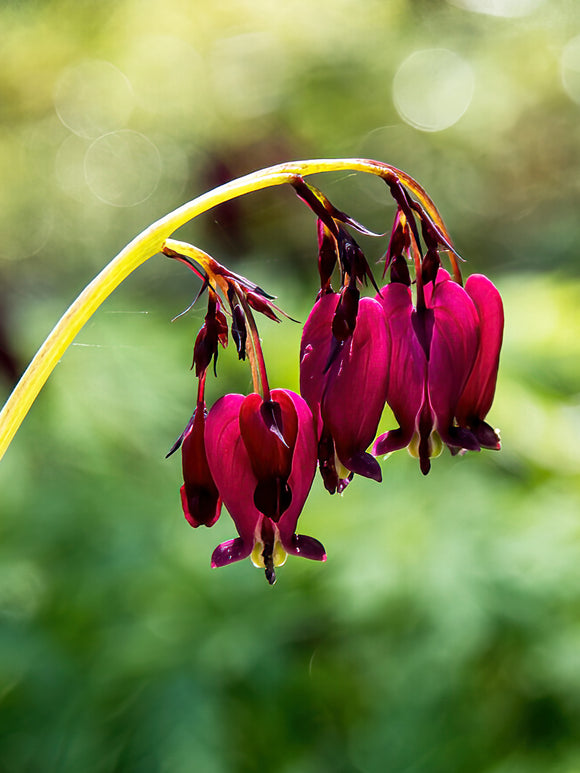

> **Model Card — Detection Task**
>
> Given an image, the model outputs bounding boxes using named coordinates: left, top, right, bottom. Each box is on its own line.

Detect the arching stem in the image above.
left=0, top=158, right=451, bottom=461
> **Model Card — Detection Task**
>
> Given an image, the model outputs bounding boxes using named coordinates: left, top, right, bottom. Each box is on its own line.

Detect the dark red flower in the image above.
left=180, top=406, right=222, bottom=528
left=373, top=269, right=503, bottom=473
left=300, top=293, right=389, bottom=483
left=455, top=274, right=504, bottom=449
left=204, top=389, right=325, bottom=583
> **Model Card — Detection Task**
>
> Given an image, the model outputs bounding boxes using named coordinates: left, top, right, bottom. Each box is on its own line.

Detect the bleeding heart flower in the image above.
left=455, top=274, right=504, bottom=449
left=204, top=389, right=325, bottom=584
left=300, top=293, right=389, bottom=485
left=373, top=268, right=503, bottom=473
left=180, top=406, right=222, bottom=528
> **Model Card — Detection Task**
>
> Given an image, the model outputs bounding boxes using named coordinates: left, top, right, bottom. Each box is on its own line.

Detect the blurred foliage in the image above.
left=2, top=0, right=580, bottom=771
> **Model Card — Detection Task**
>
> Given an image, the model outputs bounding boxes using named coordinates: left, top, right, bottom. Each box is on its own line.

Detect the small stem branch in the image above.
left=0, top=158, right=449, bottom=461
left=237, top=292, right=270, bottom=401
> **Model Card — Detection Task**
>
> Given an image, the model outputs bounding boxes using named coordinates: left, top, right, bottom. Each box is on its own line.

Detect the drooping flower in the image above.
left=204, top=389, right=325, bottom=584
left=455, top=273, right=504, bottom=449
left=300, top=293, right=389, bottom=485
left=373, top=268, right=503, bottom=473
left=179, top=406, right=222, bottom=528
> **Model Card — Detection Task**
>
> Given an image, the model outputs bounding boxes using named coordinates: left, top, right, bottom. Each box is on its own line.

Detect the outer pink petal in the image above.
left=274, top=390, right=323, bottom=559
left=322, top=297, right=389, bottom=481
left=299, top=293, right=339, bottom=436
left=205, top=394, right=260, bottom=549
left=428, top=277, right=480, bottom=450
left=456, top=274, right=504, bottom=424
left=211, top=538, right=252, bottom=568
left=284, top=535, right=327, bottom=561
left=374, top=283, right=426, bottom=455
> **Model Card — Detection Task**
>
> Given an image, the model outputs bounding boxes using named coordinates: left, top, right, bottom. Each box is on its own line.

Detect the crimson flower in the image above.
left=204, top=388, right=325, bottom=584
left=180, top=406, right=222, bottom=528
left=455, top=274, right=504, bottom=447
left=300, top=293, right=389, bottom=486
left=373, top=269, right=503, bottom=474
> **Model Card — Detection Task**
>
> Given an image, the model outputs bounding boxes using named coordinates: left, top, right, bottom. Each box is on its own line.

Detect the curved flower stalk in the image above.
left=0, top=157, right=503, bottom=583
left=0, top=158, right=448, bottom=463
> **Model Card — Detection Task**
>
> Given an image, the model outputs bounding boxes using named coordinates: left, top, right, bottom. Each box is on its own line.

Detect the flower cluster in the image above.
left=166, top=173, right=503, bottom=584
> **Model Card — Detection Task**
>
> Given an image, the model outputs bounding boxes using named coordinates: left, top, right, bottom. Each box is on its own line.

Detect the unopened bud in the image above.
left=332, top=283, right=359, bottom=342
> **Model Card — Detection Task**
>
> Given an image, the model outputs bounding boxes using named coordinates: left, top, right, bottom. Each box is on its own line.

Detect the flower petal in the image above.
left=239, top=391, right=299, bottom=520
left=299, top=293, right=339, bottom=435
left=428, top=275, right=480, bottom=450
left=456, top=274, right=504, bottom=436
left=321, top=297, right=389, bottom=481
left=374, top=283, right=426, bottom=455
left=205, top=394, right=260, bottom=548
left=180, top=408, right=222, bottom=528
left=211, top=538, right=252, bottom=568
left=275, top=390, right=320, bottom=551
left=284, top=534, right=327, bottom=561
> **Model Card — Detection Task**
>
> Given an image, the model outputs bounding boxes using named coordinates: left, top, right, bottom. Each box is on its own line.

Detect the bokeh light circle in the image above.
left=446, top=0, right=544, bottom=16
left=393, top=49, right=474, bottom=132
left=84, top=130, right=162, bottom=207
left=54, top=59, right=134, bottom=139
left=561, top=35, right=580, bottom=105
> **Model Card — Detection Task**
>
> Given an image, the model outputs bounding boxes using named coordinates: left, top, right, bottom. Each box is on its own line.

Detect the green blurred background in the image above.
left=2, top=0, right=580, bottom=770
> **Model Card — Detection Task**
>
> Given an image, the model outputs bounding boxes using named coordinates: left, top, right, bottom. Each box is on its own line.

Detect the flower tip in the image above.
left=344, top=452, right=382, bottom=483
left=211, top=538, right=251, bottom=568
left=180, top=485, right=221, bottom=529
left=287, top=534, right=327, bottom=562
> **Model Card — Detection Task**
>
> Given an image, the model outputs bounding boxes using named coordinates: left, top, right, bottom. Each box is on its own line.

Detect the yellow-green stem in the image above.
left=0, top=158, right=449, bottom=461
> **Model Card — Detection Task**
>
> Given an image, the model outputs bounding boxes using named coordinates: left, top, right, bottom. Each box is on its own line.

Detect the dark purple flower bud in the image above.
left=421, top=248, right=441, bottom=286
left=337, top=228, right=380, bottom=293
left=390, top=255, right=411, bottom=286
left=317, top=219, right=338, bottom=295
left=231, top=303, right=247, bottom=360
left=331, top=278, right=359, bottom=342
left=192, top=290, right=228, bottom=377
left=384, top=208, right=411, bottom=276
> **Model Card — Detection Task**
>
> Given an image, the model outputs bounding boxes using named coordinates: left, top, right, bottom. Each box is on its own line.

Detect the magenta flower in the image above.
left=204, top=388, right=325, bottom=584
left=455, top=274, right=504, bottom=448
left=300, top=293, right=389, bottom=485
left=373, top=269, right=503, bottom=473
left=180, top=406, right=222, bottom=528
